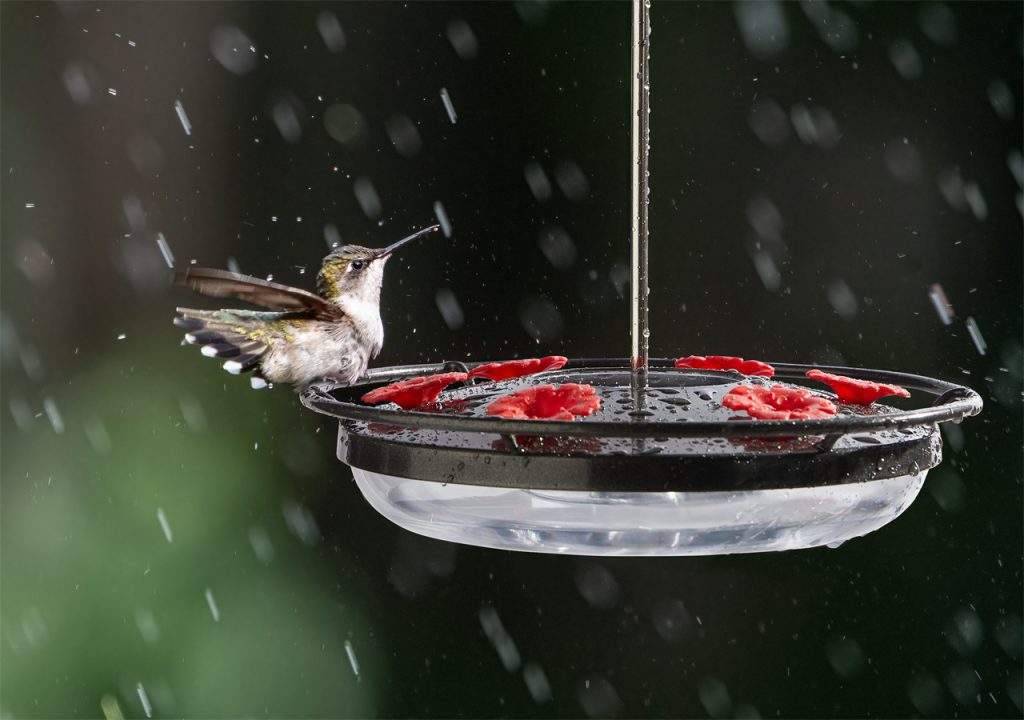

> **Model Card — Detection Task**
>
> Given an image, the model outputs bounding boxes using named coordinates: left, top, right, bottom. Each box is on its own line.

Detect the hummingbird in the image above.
left=173, top=225, right=440, bottom=389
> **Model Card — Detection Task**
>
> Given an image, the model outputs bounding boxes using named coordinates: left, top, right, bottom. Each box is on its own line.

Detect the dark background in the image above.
left=2, top=1, right=1021, bottom=717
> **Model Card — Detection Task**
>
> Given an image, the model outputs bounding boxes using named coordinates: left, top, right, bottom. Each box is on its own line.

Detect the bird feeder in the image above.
left=300, top=0, right=982, bottom=555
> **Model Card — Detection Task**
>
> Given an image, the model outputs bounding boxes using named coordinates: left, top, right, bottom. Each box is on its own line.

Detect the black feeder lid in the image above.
left=300, top=358, right=982, bottom=493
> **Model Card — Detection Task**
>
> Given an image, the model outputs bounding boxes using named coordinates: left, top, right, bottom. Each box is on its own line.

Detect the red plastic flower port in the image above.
left=675, top=355, right=775, bottom=377
left=486, top=383, right=601, bottom=420
left=805, top=369, right=910, bottom=405
left=361, top=372, right=468, bottom=410
left=469, top=356, right=568, bottom=382
left=722, top=385, right=837, bottom=420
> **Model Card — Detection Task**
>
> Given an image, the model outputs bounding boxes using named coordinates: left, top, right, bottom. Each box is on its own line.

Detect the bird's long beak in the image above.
left=376, top=225, right=441, bottom=259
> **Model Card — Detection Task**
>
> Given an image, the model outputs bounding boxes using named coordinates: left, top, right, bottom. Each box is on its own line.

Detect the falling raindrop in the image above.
left=574, top=563, right=619, bottom=610
left=179, top=396, right=208, bottom=432
left=440, top=87, right=458, bottom=124
left=324, top=223, right=341, bottom=249
left=746, top=195, right=784, bottom=244
left=826, top=636, right=866, bottom=679
left=446, top=17, right=479, bottom=59
left=518, top=294, right=564, bottom=342
left=524, top=161, right=553, bottom=200
left=801, top=2, right=858, bottom=52
left=523, top=662, right=553, bottom=704
left=963, top=182, right=988, bottom=220
left=155, top=233, right=175, bottom=268
left=204, top=588, right=220, bottom=622
left=749, top=247, right=782, bottom=292
left=554, top=160, right=590, bottom=201
left=479, top=606, right=521, bottom=672
left=270, top=100, right=302, bottom=143
left=121, top=194, right=146, bottom=232
left=928, top=283, right=955, bottom=325
left=987, top=79, right=1015, bottom=120
left=323, top=103, right=364, bottom=145
left=16, top=239, right=54, bottom=285
left=136, top=682, right=152, bottom=718
left=827, top=279, right=859, bottom=320
left=435, top=288, right=465, bottom=330
left=1007, top=149, right=1023, bottom=186
left=609, top=262, right=629, bottom=299
left=537, top=226, right=577, bottom=270
left=735, top=1, right=789, bottom=60
left=965, top=316, right=987, bottom=355
left=248, top=525, right=275, bottom=565
left=945, top=606, right=984, bottom=654
left=748, top=98, right=790, bottom=146
left=906, top=671, right=945, bottom=715
left=992, top=614, right=1023, bottom=658
left=156, top=508, right=173, bottom=543
left=127, top=132, right=163, bottom=176
left=209, top=25, right=258, bottom=75
left=281, top=498, right=321, bottom=546
left=698, top=677, right=732, bottom=718
left=937, top=168, right=967, bottom=210
left=790, top=104, right=817, bottom=144
left=134, top=610, right=160, bottom=645
left=884, top=139, right=922, bottom=182
left=353, top=177, right=382, bottom=219
left=385, top=114, right=422, bottom=158
left=316, top=11, right=346, bottom=53
left=577, top=676, right=622, bottom=719
left=8, top=396, right=32, bottom=430
left=62, top=63, right=92, bottom=104
left=889, top=39, right=923, bottom=80
left=344, top=640, right=360, bottom=680
left=173, top=99, right=192, bottom=136
left=918, top=3, right=958, bottom=46
left=433, top=201, right=453, bottom=237
left=42, top=396, right=64, bottom=434
left=650, top=598, right=693, bottom=643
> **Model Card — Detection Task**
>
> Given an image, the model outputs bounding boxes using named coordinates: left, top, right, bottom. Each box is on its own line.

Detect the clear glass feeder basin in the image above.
left=301, top=360, right=981, bottom=557
left=351, top=468, right=927, bottom=556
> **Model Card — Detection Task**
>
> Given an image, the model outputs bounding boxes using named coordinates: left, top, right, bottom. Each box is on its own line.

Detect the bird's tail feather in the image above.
left=174, top=307, right=278, bottom=377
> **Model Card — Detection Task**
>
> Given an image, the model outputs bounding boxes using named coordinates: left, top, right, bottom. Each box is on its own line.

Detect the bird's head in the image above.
left=316, top=225, right=439, bottom=303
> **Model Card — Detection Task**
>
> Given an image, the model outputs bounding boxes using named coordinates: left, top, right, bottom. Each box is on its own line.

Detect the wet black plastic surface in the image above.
left=301, top=359, right=981, bottom=491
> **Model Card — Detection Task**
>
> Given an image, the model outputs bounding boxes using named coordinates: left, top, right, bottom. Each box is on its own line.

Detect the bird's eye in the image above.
left=350, top=260, right=365, bottom=271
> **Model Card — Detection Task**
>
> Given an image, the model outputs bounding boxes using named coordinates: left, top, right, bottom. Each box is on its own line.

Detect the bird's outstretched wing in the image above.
left=174, top=267, right=344, bottom=320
